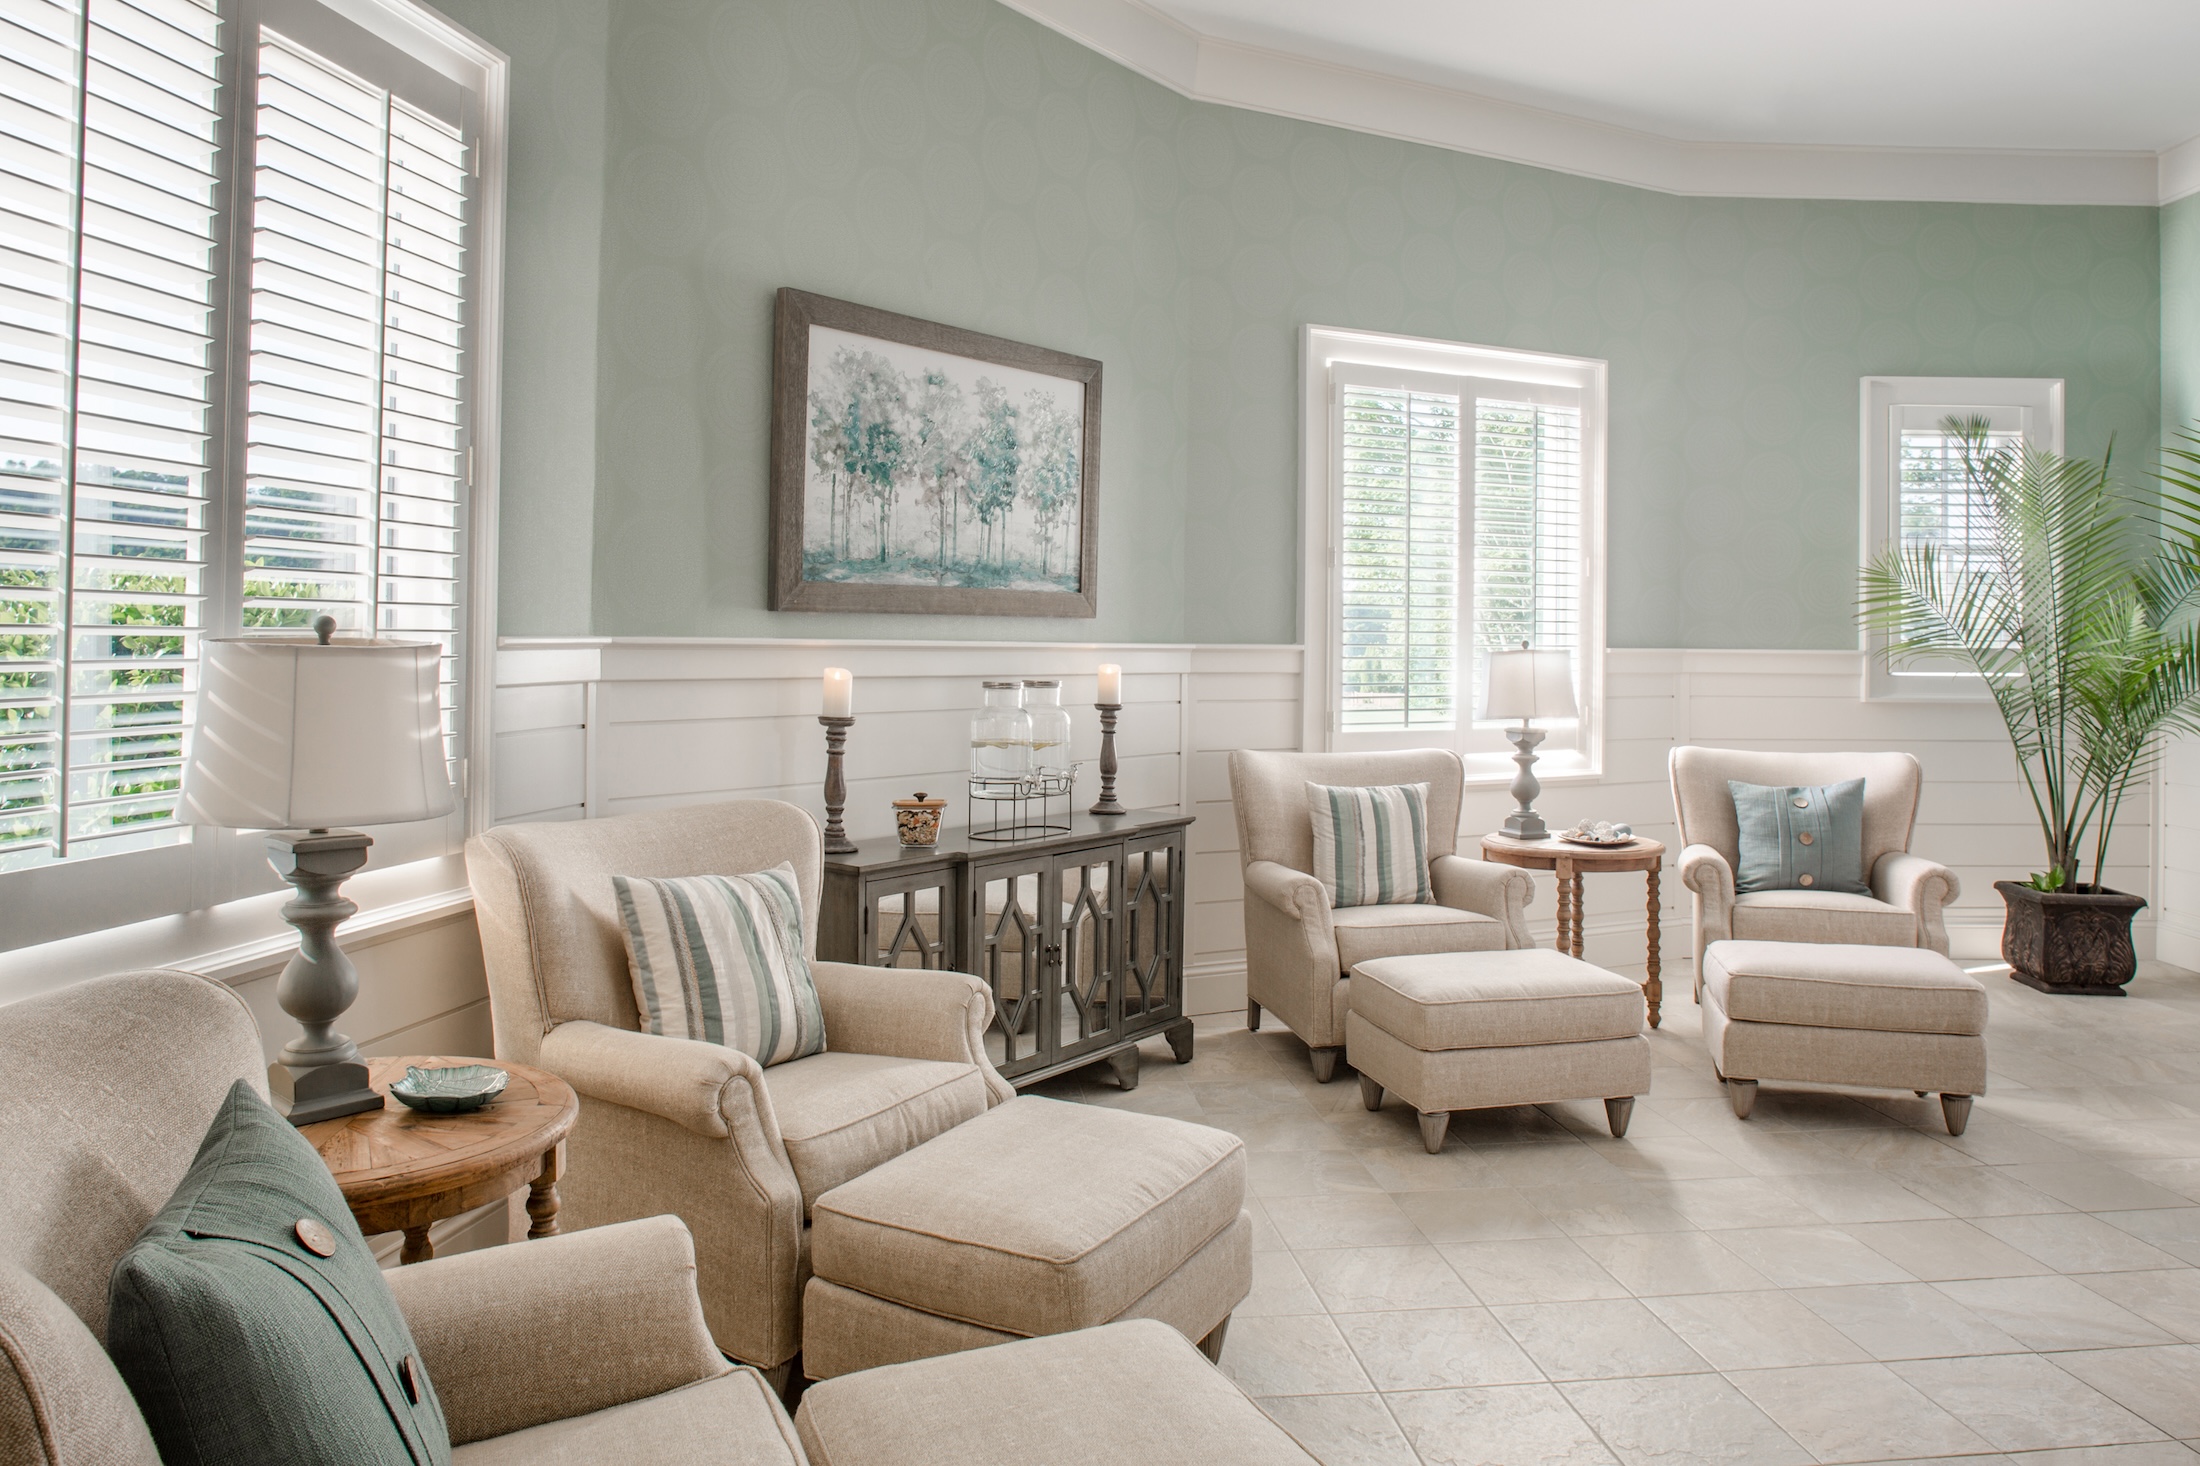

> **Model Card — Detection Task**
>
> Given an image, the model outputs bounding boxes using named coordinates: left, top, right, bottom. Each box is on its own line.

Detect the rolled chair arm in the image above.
left=1872, top=851, right=1962, bottom=955
left=1429, top=855, right=1535, bottom=948
left=539, top=1020, right=780, bottom=1145
left=1678, top=844, right=1736, bottom=995
left=1243, top=859, right=1331, bottom=925
left=386, top=1216, right=729, bottom=1445
left=812, top=960, right=1014, bottom=1105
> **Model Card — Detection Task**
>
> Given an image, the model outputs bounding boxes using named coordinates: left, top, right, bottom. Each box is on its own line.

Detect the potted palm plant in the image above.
left=1860, top=419, right=2200, bottom=994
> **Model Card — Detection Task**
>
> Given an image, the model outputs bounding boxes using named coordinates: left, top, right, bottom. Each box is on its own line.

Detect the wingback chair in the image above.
left=466, top=799, right=1014, bottom=1377
left=1669, top=747, right=1961, bottom=991
left=1229, top=749, right=1535, bottom=1081
left=0, top=968, right=785, bottom=1463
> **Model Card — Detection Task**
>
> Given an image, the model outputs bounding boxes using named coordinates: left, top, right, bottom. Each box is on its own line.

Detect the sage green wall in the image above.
left=435, top=0, right=2161, bottom=648
left=2167, top=195, right=2200, bottom=449
left=432, top=0, right=608, bottom=637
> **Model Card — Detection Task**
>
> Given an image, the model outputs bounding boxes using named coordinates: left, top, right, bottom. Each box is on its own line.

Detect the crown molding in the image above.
left=1000, top=0, right=2180, bottom=207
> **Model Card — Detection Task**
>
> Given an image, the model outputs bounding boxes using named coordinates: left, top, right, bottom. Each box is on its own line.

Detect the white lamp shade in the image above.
left=179, top=636, right=455, bottom=830
left=1483, top=647, right=1579, bottom=722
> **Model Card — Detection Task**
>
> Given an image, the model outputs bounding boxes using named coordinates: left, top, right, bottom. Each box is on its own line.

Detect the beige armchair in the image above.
left=466, top=799, right=1013, bottom=1378
left=0, top=968, right=778, bottom=1464
left=1669, top=747, right=1960, bottom=992
left=1229, top=749, right=1535, bottom=1081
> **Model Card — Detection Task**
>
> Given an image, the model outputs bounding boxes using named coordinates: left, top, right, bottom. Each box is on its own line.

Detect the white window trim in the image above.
left=0, top=0, right=506, bottom=952
left=1300, top=324, right=1608, bottom=785
left=1859, top=375, right=2062, bottom=704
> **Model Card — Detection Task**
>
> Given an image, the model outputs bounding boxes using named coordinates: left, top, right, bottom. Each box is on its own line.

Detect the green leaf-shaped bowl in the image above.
left=390, top=1064, right=509, bottom=1114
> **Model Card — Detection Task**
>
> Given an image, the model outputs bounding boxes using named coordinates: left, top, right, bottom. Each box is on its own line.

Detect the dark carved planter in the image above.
left=1995, top=880, right=2146, bottom=995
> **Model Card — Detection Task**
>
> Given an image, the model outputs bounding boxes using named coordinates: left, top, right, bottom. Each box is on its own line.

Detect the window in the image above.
left=1860, top=376, right=2062, bottom=701
left=0, top=0, right=501, bottom=946
left=1304, top=327, right=1606, bottom=779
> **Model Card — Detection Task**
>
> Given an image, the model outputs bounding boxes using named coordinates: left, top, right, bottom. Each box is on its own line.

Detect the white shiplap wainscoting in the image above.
left=2159, top=733, right=2200, bottom=970
left=494, top=640, right=2155, bottom=1021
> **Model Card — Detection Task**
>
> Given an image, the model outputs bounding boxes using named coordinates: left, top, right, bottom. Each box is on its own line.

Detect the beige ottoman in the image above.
left=801, top=1096, right=1250, bottom=1380
left=1702, top=940, right=1988, bottom=1134
left=1347, top=949, right=1652, bottom=1153
left=795, top=1320, right=1317, bottom=1465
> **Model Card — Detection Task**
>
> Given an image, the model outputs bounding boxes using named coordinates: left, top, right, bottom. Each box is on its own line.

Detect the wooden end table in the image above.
left=302, top=1055, right=579, bottom=1264
left=1480, top=833, right=1668, bottom=1029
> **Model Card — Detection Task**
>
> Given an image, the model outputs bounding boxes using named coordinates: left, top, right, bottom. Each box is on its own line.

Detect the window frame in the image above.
left=0, top=0, right=505, bottom=951
left=1858, top=375, right=2062, bottom=704
left=1300, top=325, right=1607, bottom=784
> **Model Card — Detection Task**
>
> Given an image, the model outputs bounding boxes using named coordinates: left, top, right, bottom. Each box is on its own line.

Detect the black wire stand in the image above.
left=967, top=770, right=1078, bottom=842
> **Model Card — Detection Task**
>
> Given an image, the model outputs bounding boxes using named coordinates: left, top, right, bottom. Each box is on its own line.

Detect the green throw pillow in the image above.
left=108, top=1080, right=451, bottom=1466
left=1728, top=778, right=1869, bottom=895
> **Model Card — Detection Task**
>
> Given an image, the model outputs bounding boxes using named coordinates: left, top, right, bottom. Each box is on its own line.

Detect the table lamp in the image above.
left=1484, top=644, right=1577, bottom=840
left=179, top=617, right=454, bottom=1124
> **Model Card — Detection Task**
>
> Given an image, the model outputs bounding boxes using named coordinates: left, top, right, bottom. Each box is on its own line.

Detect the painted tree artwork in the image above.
left=772, top=291, right=1101, bottom=617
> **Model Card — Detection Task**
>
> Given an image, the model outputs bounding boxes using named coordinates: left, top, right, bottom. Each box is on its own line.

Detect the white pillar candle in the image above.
left=1097, top=663, right=1122, bottom=704
left=822, top=667, right=853, bottom=718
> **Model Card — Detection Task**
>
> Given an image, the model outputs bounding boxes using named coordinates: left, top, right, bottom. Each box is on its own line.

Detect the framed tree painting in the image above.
left=770, top=288, right=1101, bottom=616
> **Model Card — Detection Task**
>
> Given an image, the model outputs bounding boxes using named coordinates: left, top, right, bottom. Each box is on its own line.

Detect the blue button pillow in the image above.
left=107, top=1079, right=451, bottom=1466
left=1727, top=778, right=1869, bottom=895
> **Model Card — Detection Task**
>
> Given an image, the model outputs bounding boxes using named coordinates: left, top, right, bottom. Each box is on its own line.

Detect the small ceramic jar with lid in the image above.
left=893, top=791, right=946, bottom=847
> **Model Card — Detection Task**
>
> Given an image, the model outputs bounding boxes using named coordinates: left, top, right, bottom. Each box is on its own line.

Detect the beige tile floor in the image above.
left=1031, top=960, right=2200, bottom=1466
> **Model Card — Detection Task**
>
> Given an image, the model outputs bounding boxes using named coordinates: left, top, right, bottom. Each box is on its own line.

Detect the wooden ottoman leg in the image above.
left=1247, top=999, right=1261, bottom=1032
left=1358, top=1073, right=1383, bottom=1111
left=1417, top=1110, right=1451, bottom=1153
left=1197, top=1316, right=1230, bottom=1364
left=1727, top=1079, right=1758, bottom=1120
left=1604, top=1096, right=1636, bottom=1138
left=1309, top=1046, right=1342, bottom=1083
left=1941, top=1094, right=1973, bottom=1136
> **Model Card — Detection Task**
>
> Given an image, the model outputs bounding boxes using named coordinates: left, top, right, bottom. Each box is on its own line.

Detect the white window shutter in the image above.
left=1338, top=384, right=1460, bottom=731
left=1472, top=398, right=1581, bottom=716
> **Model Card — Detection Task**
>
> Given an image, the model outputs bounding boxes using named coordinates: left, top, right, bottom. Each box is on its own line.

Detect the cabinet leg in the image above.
left=1104, top=1046, right=1141, bottom=1091
left=1165, top=1019, right=1195, bottom=1064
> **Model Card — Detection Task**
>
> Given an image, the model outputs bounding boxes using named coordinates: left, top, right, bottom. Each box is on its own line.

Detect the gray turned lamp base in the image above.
left=264, top=830, right=385, bottom=1126
left=1500, top=724, right=1551, bottom=839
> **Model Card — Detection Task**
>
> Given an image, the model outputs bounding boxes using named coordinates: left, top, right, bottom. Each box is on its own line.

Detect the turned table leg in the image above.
left=1554, top=858, right=1574, bottom=954
left=526, top=1145, right=563, bottom=1240
left=1644, top=865, right=1662, bottom=1028
left=399, top=1226, right=433, bottom=1265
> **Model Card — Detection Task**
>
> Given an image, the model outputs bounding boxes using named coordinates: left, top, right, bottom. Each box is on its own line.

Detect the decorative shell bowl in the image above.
left=1558, top=820, right=1636, bottom=848
left=390, top=1064, right=509, bottom=1114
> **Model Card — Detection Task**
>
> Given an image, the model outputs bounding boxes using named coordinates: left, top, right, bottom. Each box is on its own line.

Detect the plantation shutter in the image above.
left=1337, top=383, right=1460, bottom=730
left=1897, top=425, right=2013, bottom=579
left=1472, top=398, right=1582, bottom=713
left=1, top=0, right=223, bottom=869
left=242, top=26, right=467, bottom=762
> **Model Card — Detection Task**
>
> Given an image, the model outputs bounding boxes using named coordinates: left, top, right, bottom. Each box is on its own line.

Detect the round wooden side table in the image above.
left=302, top=1055, right=579, bottom=1265
left=1480, top=833, right=1668, bottom=1028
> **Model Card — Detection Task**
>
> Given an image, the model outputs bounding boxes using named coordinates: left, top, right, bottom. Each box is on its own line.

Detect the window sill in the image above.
left=0, top=854, right=475, bottom=1009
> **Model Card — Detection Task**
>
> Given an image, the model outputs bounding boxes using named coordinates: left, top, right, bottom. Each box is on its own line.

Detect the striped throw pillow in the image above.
left=1307, top=781, right=1434, bottom=908
left=612, top=864, right=827, bottom=1067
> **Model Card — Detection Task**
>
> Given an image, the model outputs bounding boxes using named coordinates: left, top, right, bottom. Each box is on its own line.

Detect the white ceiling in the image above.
left=1145, top=0, right=2200, bottom=154
left=1004, top=0, right=2200, bottom=204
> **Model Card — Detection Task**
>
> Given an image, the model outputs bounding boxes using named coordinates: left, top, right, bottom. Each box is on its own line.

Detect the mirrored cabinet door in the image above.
left=972, top=865, right=1046, bottom=1075
left=1123, top=837, right=1180, bottom=1026
left=1053, top=850, right=1120, bottom=1063
left=864, top=875, right=955, bottom=969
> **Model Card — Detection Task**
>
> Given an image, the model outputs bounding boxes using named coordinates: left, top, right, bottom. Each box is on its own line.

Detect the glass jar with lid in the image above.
left=969, top=681, right=1033, bottom=781
left=1022, top=679, right=1075, bottom=783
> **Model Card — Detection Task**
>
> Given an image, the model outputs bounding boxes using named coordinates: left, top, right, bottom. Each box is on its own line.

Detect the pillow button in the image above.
left=295, top=1218, right=337, bottom=1257
left=1798, top=832, right=1814, bottom=846
left=1791, top=796, right=1809, bottom=808
left=1798, top=873, right=1815, bottom=886
left=399, top=1354, right=421, bottom=1405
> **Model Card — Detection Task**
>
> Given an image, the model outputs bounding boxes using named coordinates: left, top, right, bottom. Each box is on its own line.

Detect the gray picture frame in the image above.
left=770, top=288, right=1102, bottom=617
